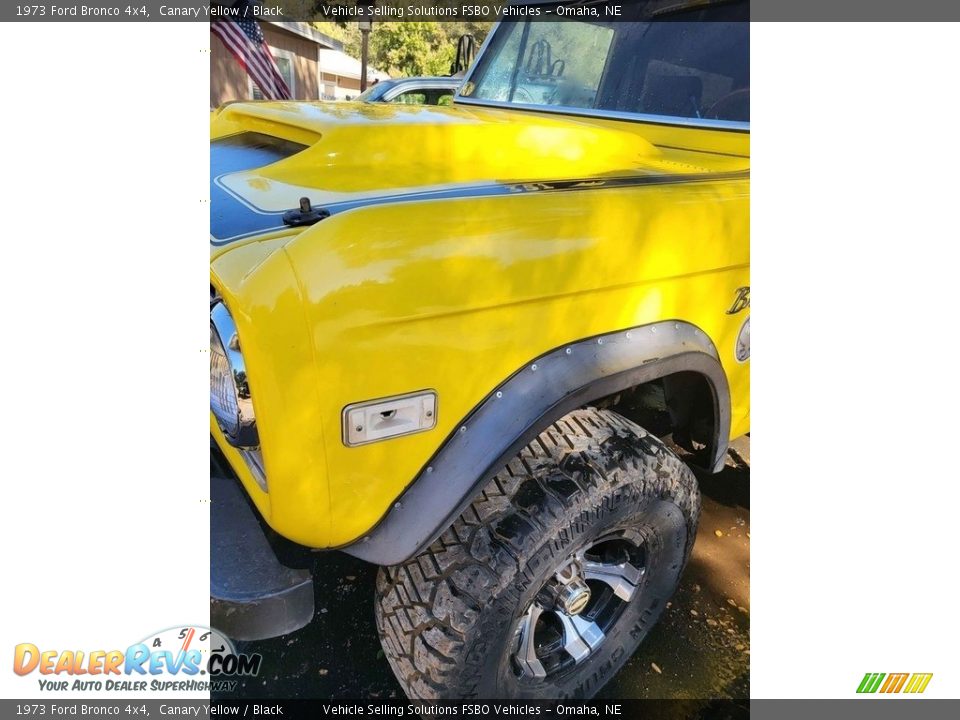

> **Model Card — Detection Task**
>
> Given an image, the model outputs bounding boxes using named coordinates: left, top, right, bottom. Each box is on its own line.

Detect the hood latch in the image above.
left=283, top=197, right=330, bottom=227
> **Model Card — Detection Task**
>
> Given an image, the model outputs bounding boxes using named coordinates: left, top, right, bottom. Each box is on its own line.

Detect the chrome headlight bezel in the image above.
left=210, top=300, right=258, bottom=448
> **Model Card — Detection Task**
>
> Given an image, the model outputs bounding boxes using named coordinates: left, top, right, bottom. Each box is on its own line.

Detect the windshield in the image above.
left=356, top=82, right=389, bottom=102
left=460, top=1, right=749, bottom=124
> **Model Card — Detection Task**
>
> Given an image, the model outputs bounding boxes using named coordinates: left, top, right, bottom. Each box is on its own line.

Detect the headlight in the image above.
left=210, top=301, right=258, bottom=448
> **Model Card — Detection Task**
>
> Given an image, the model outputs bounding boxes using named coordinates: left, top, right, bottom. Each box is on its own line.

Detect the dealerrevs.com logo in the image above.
left=13, top=625, right=261, bottom=693
left=857, top=672, right=933, bottom=694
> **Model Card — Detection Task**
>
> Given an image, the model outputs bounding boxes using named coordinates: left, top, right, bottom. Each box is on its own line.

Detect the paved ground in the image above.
left=224, top=439, right=749, bottom=700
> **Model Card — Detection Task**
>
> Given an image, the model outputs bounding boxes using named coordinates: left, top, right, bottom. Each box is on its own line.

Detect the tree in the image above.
left=372, top=22, right=449, bottom=77
left=310, top=19, right=491, bottom=78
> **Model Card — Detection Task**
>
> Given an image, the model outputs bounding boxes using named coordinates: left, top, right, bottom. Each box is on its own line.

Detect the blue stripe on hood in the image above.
left=210, top=133, right=306, bottom=244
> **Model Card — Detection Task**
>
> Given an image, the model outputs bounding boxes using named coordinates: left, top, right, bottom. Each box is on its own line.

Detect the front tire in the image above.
left=375, top=408, right=701, bottom=699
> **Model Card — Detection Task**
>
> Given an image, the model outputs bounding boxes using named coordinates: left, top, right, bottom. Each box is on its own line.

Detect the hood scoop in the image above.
left=283, top=197, right=330, bottom=227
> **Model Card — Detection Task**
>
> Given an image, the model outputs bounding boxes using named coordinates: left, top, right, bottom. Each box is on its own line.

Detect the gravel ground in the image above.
left=222, top=438, right=750, bottom=700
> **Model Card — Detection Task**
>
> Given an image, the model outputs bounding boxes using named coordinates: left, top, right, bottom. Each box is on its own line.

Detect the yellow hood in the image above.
left=210, top=100, right=741, bottom=258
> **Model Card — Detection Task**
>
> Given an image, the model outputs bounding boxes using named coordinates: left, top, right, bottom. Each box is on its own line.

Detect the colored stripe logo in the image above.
left=857, top=672, right=932, bottom=694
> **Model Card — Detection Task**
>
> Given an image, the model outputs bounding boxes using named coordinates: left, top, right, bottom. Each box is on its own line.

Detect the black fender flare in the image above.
left=342, top=320, right=730, bottom=565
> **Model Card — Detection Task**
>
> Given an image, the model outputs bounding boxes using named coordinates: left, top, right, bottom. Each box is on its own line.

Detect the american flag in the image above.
left=210, top=1, right=291, bottom=101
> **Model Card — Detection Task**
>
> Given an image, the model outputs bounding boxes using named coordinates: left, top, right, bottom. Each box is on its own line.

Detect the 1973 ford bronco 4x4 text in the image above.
left=210, top=0, right=749, bottom=699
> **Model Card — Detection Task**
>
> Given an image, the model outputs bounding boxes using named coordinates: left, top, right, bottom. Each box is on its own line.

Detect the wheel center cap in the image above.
left=558, top=579, right=592, bottom=616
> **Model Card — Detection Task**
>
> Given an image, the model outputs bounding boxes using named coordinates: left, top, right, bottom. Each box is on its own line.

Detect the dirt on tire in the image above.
left=375, top=407, right=701, bottom=700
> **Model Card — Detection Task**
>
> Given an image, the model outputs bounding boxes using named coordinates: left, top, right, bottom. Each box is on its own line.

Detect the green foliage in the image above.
left=374, top=22, right=451, bottom=77
left=310, top=20, right=491, bottom=78
left=311, top=20, right=361, bottom=57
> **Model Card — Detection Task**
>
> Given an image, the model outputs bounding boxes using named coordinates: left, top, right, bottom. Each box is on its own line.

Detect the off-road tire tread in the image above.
left=375, top=407, right=700, bottom=699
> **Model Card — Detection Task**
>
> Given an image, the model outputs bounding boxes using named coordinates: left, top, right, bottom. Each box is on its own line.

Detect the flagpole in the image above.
left=358, top=0, right=375, bottom=92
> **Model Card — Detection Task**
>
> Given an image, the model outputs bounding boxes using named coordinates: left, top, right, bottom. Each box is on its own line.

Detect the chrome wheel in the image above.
left=511, top=533, right=646, bottom=680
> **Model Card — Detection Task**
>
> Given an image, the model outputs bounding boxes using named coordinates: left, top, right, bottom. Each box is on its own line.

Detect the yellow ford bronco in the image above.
left=210, top=0, right=749, bottom=699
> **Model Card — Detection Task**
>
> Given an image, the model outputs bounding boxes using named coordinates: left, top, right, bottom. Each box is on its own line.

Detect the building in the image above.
left=319, top=48, right=391, bottom=101
left=210, top=21, right=388, bottom=107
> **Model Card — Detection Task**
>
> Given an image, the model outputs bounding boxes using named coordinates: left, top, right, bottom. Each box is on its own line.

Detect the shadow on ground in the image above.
left=220, top=440, right=750, bottom=700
